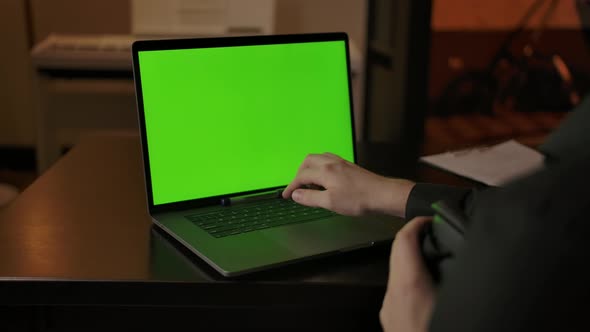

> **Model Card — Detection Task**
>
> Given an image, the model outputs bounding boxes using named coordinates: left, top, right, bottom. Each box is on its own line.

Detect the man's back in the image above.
left=429, top=150, right=590, bottom=331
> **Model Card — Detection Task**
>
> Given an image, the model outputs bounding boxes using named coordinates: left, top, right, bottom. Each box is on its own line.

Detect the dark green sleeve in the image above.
left=428, top=154, right=590, bottom=332
left=539, top=95, right=590, bottom=162
left=405, top=183, right=488, bottom=220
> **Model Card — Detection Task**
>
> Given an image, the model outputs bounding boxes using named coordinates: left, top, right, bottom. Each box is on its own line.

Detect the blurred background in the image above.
left=1, top=0, right=590, bottom=204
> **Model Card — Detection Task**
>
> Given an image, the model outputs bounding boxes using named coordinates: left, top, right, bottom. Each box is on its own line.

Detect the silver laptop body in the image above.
left=132, top=33, right=404, bottom=276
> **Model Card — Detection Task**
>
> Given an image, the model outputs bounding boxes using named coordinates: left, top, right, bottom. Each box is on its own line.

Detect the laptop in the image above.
left=132, top=33, right=403, bottom=276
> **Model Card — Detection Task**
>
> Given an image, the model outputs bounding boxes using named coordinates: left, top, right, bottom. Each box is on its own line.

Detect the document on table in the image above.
left=420, top=140, right=545, bottom=186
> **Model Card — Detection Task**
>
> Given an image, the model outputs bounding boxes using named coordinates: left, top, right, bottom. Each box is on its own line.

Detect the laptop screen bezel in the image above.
left=132, top=32, right=357, bottom=214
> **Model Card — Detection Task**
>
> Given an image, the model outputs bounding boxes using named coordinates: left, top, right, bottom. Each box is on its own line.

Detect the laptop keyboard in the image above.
left=185, top=199, right=335, bottom=238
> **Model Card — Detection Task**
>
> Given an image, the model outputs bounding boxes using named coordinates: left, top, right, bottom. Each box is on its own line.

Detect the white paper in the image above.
left=420, top=140, right=545, bottom=186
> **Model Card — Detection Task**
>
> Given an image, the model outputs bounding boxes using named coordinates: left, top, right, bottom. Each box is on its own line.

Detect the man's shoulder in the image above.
left=472, top=152, right=590, bottom=237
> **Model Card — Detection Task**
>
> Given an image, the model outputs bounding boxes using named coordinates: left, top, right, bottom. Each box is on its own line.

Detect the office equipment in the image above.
left=31, top=34, right=135, bottom=72
left=420, top=140, right=545, bottom=186
left=133, top=33, right=400, bottom=276
left=131, top=0, right=275, bottom=36
left=31, top=34, right=137, bottom=173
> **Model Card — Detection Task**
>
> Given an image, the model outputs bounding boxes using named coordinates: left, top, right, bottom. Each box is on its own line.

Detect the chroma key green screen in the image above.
left=137, top=40, right=354, bottom=205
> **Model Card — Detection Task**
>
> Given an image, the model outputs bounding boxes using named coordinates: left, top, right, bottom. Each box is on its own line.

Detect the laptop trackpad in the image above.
left=272, top=215, right=396, bottom=256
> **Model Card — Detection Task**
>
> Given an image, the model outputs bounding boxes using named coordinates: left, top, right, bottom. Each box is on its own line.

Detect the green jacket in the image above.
left=406, top=97, right=590, bottom=331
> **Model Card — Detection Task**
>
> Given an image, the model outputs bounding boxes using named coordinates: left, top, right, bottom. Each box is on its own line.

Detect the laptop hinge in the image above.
left=220, top=189, right=283, bottom=207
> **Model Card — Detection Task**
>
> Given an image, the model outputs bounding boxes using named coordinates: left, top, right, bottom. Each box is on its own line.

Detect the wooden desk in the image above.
left=0, top=134, right=408, bottom=331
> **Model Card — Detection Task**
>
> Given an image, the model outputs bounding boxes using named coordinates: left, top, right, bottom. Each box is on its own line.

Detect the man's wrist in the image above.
left=370, top=178, right=415, bottom=218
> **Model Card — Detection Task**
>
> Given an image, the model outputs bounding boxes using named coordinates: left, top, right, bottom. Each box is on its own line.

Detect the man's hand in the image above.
left=282, top=153, right=415, bottom=217
left=380, top=217, right=435, bottom=332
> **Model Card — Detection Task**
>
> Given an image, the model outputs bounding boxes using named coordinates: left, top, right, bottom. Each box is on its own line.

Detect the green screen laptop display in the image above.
left=137, top=40, right=354, bottom=206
